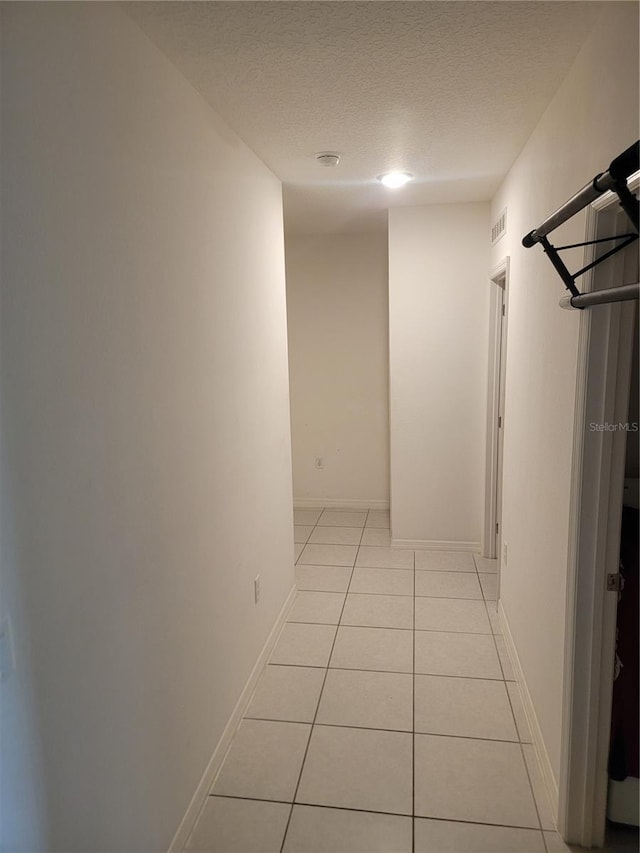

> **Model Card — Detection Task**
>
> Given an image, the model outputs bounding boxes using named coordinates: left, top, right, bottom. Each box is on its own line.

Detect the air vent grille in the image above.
left=491, top=208, right=507, bottom=245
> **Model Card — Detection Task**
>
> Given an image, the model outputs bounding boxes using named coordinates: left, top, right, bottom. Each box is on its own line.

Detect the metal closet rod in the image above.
left=522, top=141, right=640, bottom=248
left=560, top=282, right=640, bottom=310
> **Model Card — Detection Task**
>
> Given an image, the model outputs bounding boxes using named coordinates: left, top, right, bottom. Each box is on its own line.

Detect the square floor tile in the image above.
left=414, top=631, right=502, bottom=679
left=186, top=797, right=290, bottom=852
left=356, top=545, right=414, bottom=570
left=316, top=668, right=413, bottom=731
left=414, top=818, right=545, bottom=852
left=365, top=510, right=390, bottom=528
left=298, top=543, right=358, bottom=567
left=474, top=554, right=498, bottom=574
left=414, top=675, right=518, bottom=740
left=341, top=593, right=413, bottom=629
left=270, top=623, right=337, bottom=667
left=330, top=626, right=413, bottom=673
left=296, top=725, right=412, bottom=814
left=523, top=743, right=556, bottom=830
left=349, top=568, right=414, bottom=596
left=361, top=527, right=391, bottom=546
left=414, top=597, right=491, bottom=634
left=212, top=719, right=310, bottom=802
left=295, top=565, right=352, bottom=593
left=507, top=682, right=533, bottom=743
left=246, top=665, right=325, bottom=723
left=479, top=572, right=498, bottom=601
left=414, top=734, right=539, bottom=827
left=415, top=571, right=482, bottom=599
left=415, top=551, right=476, bottom=572
left=294, top=525, right=314, bottom=544
left=288, top=591, right=345, bottom=624
left=495, top=634, right=516, bottom=680
left=318, top=510, right=367, bottom=527
left=294, top=509, right=322, bottom=525
left=283, top=805, right=412, bottom=853
left=309, top=526, right=363, bottom=545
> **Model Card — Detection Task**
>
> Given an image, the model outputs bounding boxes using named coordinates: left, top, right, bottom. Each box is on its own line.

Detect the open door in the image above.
left=484, top=259, right=509, bottom=598
left=559, top=184, right=639, bottom=847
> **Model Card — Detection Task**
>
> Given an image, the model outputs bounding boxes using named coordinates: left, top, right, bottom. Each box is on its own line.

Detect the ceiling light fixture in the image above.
left=378, top=171, right=414, bottom=189
left=315, top=151, right=341, bottom=167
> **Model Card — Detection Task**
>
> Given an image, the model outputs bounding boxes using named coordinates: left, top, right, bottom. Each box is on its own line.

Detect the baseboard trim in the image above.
left=293, top=499, right=390, bottom=511
left=167, top=584, right=297, bottom=853
left=391, top=538, right=480, bottom=552
left=498, top=600, right=559, bottom=824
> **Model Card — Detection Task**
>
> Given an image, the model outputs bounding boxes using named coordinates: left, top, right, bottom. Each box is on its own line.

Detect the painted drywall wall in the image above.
left=0, top=4, right=293, bottom=851
left=286, top=232, right=390, bottom=506
left=489, top=2, right=639, bottom=793
left=388, top=203, right=490, bottom=546
left=0, top=7, right=50, bottom=851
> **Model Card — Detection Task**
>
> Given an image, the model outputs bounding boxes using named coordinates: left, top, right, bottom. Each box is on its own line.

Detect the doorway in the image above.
left=484, top=258, right=509, bottom=605
left=558, top=179, right=639, bottom=847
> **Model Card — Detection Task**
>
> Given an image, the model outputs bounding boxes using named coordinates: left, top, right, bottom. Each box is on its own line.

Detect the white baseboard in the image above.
left=167, top=584, right=297, bottom=853
left=391, top=538, right=480, bottom=552
left=498, top=600, right=559, bottom=824
left=293, top=498, right=389, bottom=511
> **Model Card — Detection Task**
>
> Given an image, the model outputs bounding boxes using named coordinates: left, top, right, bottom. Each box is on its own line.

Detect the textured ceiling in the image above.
left=125, top=1, right=605, bottom=234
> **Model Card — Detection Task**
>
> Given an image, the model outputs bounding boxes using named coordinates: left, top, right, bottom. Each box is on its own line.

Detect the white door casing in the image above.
left=558, top=179, right=639, bottom=846
left=484, top=258, right=509, bottom=573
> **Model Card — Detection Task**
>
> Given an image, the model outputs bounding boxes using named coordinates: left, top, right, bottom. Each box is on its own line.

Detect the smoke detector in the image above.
left=315, top=151, right=341, bottom=167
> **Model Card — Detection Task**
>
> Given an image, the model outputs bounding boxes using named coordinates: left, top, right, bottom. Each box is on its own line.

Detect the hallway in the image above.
left=185, top=507, right=566, bottom=852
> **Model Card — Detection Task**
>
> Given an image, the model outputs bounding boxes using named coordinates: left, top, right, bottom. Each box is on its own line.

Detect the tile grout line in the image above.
left=240, top=716, right=523, bottom=743
left=280, top=504, right=330, bottom=852
left=278, top=506, right=369, bottom=853
left=293, top=508, right=324, bottom=565
left=211, top=791, right=545, bottom=832
left=519, top=738, right=549, bottom=849
left=268, top=661, right=512, bottom=681
left=480, top=555, right=548, bottom=848
left=412, top=544, right=416, bottom=853
left=287, top=619, right=496, bottom=636
left=504, top=678, right=526, bottom=746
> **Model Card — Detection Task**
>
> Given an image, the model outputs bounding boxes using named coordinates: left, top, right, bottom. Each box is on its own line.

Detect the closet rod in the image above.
left=560, top=282, right=640, bottom=310
left=522, top=141, right=639, bottom=248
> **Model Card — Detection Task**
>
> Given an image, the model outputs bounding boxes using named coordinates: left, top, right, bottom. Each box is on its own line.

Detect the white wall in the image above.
left=490, top=2, right=639, bottom=793
left=0, top=5, right=294, bottom=851
left=388, top=203, right=490, bottom=546
left=286, top=232, right=389, bottom=507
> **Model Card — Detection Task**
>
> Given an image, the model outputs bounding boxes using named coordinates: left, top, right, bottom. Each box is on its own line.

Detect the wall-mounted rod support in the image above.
left=572, top=234, right=639, bottom=280
left=522, top=142, right=639, bottom=305
left=522, top=141, right=639, bottom=248
left=539, top=236, right=581, bottom=297
left=560, top=282, right=640, bottom=310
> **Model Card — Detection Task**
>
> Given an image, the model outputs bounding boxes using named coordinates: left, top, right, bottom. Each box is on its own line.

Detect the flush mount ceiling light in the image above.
left=315, top=151, right=341, bottom=167
left=378, top=171, right=414, bottom=188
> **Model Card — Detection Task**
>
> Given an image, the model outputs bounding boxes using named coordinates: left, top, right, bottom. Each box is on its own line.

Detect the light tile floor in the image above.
left=186, top=507, right=577, bottom=852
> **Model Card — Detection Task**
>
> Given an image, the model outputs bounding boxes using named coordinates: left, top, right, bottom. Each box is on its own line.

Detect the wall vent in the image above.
left=491, top=208, right=507, bottom=245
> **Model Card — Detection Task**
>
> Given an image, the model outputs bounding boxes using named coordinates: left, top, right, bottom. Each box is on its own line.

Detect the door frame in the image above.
left=558, top=175, right=639, bottom=846
left=483, top=257, right=510, bottom=561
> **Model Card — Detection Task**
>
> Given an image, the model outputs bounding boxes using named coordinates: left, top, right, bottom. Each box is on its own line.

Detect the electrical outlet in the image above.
left=254, top=575, right=261, bottom=604
left=314, top=457, right=324, bottom=469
